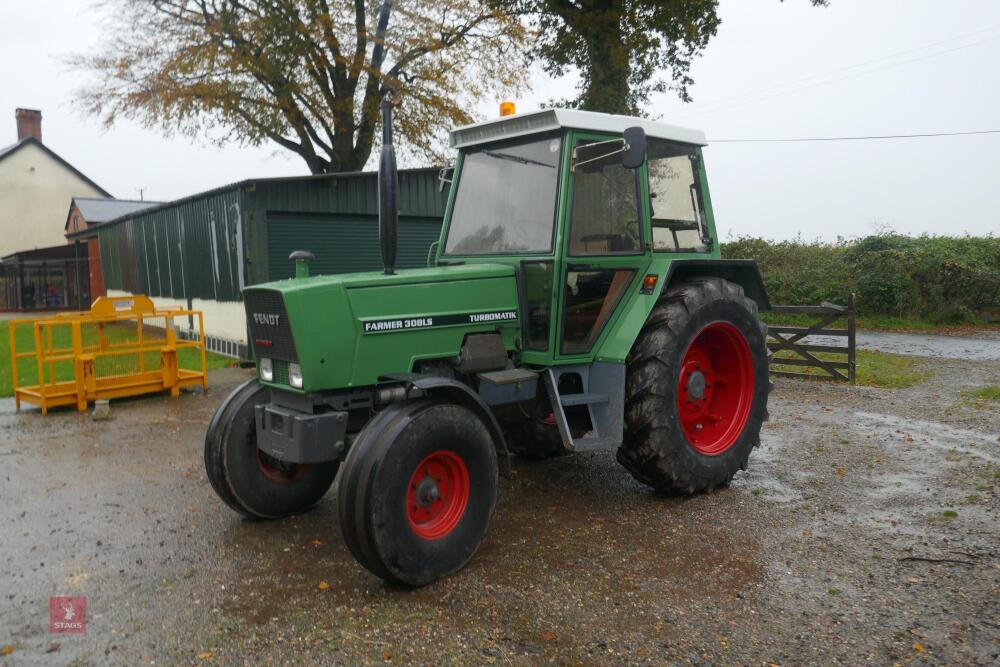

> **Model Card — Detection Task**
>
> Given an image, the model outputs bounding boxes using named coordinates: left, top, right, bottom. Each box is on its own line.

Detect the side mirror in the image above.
left=571, top=127, right=647, bottom=172
left=622, top=127, right=646, bottom=169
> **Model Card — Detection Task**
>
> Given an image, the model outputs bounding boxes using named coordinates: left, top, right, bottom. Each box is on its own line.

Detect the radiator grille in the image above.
left=272, top=359, right=290, bottom=386
left=244, top=289, right=298, bottom=362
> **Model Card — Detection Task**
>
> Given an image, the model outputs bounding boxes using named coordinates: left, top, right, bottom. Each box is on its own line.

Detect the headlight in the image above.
left=259, top=357, right=273, bottom=382
left=289, top=363, right=303, bottom=389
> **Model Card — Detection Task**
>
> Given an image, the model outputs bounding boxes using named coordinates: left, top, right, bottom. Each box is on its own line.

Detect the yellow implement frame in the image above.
left=9, top=295, right=208, bottom=415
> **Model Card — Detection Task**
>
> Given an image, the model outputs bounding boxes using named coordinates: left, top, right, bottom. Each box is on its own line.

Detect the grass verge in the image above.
left=771, top=348, right=930, bottom=389
left=963, top=386, right=1000, bottom=401
left=0, top=320, right=234, bottom=398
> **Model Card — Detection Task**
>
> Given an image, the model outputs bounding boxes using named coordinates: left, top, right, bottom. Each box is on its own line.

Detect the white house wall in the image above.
left=0, top=142, right=105, bottom=255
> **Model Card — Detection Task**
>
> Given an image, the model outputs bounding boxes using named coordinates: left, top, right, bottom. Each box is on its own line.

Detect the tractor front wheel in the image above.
left=204, top=379, right=339, bottom=518
left=337, top=399, right=498, bottom=586
left=618, top=278, right=769, bottom=493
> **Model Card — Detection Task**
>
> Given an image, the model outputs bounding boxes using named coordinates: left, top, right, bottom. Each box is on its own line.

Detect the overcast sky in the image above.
left=1, top=0, right=998, bottom=241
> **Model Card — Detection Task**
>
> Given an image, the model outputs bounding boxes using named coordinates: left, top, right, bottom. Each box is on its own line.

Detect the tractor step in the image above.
left=558, top=392, right=608, bottom=406
left=477, top=368, right=539, bottom=406
left=478, top=368, right=538, bottom=385
left=543, top=364, right=624, bottom=453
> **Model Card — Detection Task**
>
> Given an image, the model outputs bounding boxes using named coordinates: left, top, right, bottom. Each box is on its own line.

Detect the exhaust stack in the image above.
left=374, top=0, right=398, bottom=276
left=378, top=97, right=399, bottom=276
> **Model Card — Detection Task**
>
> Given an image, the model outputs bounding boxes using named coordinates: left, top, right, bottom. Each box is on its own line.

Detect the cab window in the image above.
left=568, top=139, right=642, bottom=255
left=647, top=139, right=709, bottom=252
left=444, top=136, right=561, bottom=255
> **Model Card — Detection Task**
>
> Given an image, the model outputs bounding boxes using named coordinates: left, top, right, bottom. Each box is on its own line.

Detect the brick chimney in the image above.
left=16, top=108, right=42, bottom=143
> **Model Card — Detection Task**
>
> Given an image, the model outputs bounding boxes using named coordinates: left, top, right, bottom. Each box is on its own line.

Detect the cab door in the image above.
left=555, top=132, right=650, bottom=360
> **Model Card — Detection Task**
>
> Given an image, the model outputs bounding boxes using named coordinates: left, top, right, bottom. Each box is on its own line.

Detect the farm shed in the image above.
left=92, top=168, right=447, bottom=356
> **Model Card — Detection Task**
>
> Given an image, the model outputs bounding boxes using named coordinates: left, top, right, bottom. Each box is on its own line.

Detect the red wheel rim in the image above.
left=406, top=450, right=470, bottom=540
left=677, top=321, right=755, bottom=456
left=256, top=449, right=309, bottom=484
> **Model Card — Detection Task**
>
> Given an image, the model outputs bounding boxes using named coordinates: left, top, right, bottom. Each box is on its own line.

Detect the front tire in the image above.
left=618, top=278, right=768, bottom=493
left=204, top=380, right=339, bottom=518
left=337, top=399, right=499, bottom=586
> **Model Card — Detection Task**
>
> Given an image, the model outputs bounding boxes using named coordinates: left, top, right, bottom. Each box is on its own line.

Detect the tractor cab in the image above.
left=436, top=108, right=719, bottom=365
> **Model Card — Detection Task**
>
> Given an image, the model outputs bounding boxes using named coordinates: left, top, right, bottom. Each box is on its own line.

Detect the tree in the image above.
left=74, top=1, right=528, bottom=173
left=494, top=0, right=827, bottom=115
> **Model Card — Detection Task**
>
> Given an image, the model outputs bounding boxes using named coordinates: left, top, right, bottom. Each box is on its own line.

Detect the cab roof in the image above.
left=449, top=108, right=707, bottom=150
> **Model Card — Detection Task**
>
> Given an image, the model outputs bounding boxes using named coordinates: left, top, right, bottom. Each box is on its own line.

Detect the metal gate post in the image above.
left=162, top=316, right=179, bottom=396
left=33, top=323, right=47, bottom=415
left=71, top=321, right=86, bottom=412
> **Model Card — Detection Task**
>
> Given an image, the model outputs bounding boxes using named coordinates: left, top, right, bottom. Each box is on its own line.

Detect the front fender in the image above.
left=381, top=373, right=511, bottom=477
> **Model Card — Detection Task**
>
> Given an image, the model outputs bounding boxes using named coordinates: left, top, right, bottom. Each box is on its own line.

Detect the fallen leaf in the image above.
left=198, top=650, right=213, bottom=660
left=1, top=645, right=14, bottom=655
left=907, top=576, right=922, bottom=584
left=837, top=467, right=846, bottom=477
left=318, top=581, right=330, bottom=590
left=541, top=631, right=557, bottom=641
left=912, top=643, right=925, bottom=653
left=382, top=650, right=392, bottom=662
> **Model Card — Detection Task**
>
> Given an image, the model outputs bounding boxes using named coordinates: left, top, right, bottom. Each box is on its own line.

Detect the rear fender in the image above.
left=664, top=259, right=770, bottom=310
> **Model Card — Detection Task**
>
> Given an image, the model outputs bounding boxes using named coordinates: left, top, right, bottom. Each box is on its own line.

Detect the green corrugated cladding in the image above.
left=98, top=184, right=244, bottom=301
left=96, top=168, right=446, bottom=302
left=246, top=168, right=446, bottom=282
left=266, top=214, right=442, bottom=279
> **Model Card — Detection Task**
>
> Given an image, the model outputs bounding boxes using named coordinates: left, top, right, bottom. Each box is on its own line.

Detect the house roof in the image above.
left=66, top=197, right=162, bottom=231
left=0, top=137, right=112, bottom=197
left=450, top=108, right=707, bottom=149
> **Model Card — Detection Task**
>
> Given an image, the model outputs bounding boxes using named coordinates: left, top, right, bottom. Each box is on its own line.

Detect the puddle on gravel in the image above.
left=852, top=412, right=1000, bottom=464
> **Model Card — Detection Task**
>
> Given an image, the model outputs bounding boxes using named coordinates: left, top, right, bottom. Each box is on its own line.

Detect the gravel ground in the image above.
left=1, top=356, right=998, bottom=666
left=811, top=331, right=1000, bottom=361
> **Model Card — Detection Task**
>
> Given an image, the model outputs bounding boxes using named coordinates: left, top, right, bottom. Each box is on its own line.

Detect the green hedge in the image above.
left=721, top=234, right=1000, bottom=323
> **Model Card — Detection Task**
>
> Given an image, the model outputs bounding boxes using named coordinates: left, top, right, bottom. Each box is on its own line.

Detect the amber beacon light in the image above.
left=499, top=101, right=516, bottom=117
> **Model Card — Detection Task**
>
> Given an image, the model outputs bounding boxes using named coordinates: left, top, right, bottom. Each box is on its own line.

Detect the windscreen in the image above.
left=444, top=136, right=561, bottom=255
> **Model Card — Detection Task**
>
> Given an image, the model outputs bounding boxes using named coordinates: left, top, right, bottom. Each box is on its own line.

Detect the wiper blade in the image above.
left=481, top=150, right=556, bottom=169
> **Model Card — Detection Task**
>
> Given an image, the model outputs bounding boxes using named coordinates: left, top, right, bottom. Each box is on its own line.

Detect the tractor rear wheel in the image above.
left=337, top=399, right=498, bottom=586
left=204, top=379, right=339, bottom=519
left=618, top=278, right=768, bottom=493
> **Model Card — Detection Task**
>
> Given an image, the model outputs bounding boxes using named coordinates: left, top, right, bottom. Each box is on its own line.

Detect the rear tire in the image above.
left=337, top=399, right=498, bottom=586
left=617, top=278, right=768, bottom=493
left=204, top=380, right=339, bottom=519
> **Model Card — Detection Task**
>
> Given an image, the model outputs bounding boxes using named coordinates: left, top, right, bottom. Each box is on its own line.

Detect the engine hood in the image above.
left=243, top=264, right=521, bottom=392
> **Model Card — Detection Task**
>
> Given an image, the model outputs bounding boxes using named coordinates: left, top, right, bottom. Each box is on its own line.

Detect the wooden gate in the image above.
left=767, top=294, right=856, bottom=382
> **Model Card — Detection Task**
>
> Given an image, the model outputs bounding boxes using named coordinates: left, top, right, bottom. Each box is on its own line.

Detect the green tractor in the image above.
left=205, top=101, right=770, bottom=586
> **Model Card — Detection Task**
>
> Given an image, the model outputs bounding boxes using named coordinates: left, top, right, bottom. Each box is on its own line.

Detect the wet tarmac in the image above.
left=1, top=360, right=998, bottom=665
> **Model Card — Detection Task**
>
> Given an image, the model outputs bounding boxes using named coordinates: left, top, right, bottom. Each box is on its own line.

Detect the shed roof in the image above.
left=449, top=108, right=707, bottom=150
left=65, top=167, right=444, bottom=240
left=66, top=197, right=162, bottom=230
